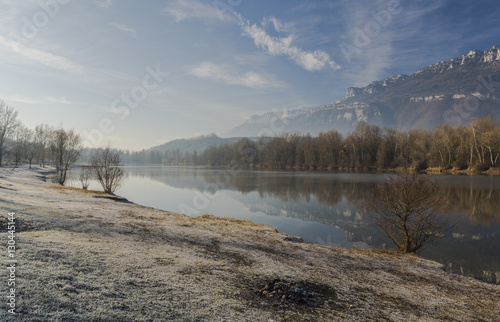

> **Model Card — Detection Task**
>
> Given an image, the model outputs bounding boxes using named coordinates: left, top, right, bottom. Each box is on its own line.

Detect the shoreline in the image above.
left=1, top=167, right=499, bottom=321
left=117, top=163, right=500, bottom=176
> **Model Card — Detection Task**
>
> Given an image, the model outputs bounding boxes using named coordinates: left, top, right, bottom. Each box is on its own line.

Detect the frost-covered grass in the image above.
left=1, top=167, right=499, bottom=321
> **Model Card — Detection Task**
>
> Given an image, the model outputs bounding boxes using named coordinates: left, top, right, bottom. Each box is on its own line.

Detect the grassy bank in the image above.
left=0, top=167, right=499, bottom=321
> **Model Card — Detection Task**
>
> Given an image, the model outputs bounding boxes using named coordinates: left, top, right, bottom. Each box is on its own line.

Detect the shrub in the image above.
left=90, top=146, right=124, bottom=194
left=364, top=172, right=453, bottom=253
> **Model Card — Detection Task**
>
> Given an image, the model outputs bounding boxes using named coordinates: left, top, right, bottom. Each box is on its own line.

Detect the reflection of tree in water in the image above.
left=443, top=185, right=500, bottom=226
left=228, top=173, right=374, bottom=208
left=126, top=168, right=500, bottom=284
left=135, top=168, right=500, bottom=226
left=208, top=171, right=500, bottom=226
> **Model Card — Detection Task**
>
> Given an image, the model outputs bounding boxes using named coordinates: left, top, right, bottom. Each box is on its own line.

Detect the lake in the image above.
left=68, top=166, right=500, bottom=284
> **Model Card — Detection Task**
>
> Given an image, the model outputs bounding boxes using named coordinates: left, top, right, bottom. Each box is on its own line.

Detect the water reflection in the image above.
left=73, top=167, right=500, bottom=284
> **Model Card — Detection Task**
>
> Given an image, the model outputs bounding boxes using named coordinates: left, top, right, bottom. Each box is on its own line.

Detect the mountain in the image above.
left=225, top=45, right=500, bottom=137
left=149, top=134, right=244, bottom=154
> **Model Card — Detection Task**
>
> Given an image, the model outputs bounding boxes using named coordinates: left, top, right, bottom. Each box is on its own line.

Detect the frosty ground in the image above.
left=0, top=167, right=499, bottom=321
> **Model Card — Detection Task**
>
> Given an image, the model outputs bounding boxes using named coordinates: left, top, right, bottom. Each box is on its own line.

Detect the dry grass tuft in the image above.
left=193, top=214, right=277, bottom=232
left=349, top=247, right=405, bottom=257
left=49, top=184, right=108, bottom=195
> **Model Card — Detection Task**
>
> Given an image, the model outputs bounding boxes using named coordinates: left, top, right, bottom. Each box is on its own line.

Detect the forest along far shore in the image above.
left=1, top=166, right=499, bottom=321
left=106, top=118, right=500, bottom=176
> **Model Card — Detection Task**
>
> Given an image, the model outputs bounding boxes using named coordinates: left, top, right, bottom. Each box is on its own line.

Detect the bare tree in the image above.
left=483, top=131, right=499, bottom=167
left=50, top=128, right=82, bottom=185
left=35, top=124, right=53, bottom=167
left=0, top=101, right=19, bottom=167
left=364, top=172, right=452, bottom=253
left=23, top=128, right=38, bottom=169
left=470, top=117, right=491, bottom=168
left=79, top=166, right=91, bottom=190
left=432, top=124, right=458, bottom=168
left=90, top=145, right=124, bottom=194
left=348, top=123, right=382, bottom=170
left=11, top=126, right=27, bottom=170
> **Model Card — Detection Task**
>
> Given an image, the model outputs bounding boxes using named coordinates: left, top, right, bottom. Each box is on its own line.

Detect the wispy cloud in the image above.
left=99, top=104, right=128, bottom=117
left=109, top=21, right=137, bottom=38
left=1, top=94, right=41, bottom=105
left=348, top=43, right=393, bottom=87
left=288, top=2, right=339, bottom=13
left=95, top=0, right=112, bottom=9
left=262, top=16, right=292, bottom=33
left=1, top=94, right=73, bottom=105
left=163, top=0, right=232, bottom=22
left=92, top=69, right=141, bottom=84
left=237, top=15, right=340, bottom=72
left=0, top=36, right=86, bottom=75
left=164, top=1, right=339, bottom=72
left=339, top=0, right=450, bottom=85
left=150, top=86, right=177, bottom=96
left=45, top=97, right=72, bottom=105
left=189, top=62, right=287, bottom=89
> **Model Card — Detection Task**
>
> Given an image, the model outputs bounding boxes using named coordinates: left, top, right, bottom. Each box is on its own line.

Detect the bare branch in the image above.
left=365, top=172, right=453, bottom=253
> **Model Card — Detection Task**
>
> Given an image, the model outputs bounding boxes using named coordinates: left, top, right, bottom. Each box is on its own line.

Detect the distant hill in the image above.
left=224, top=45, right=500, bottom=137
left=148, top=134, right=246, bottom=154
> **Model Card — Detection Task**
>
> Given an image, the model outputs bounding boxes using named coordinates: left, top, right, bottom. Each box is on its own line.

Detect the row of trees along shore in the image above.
left=0, top=101, right=80, bottom=183
left=129, top=117, right=500, bottom=172
left=3, top=95, right=499, bottom=174
left=0, top=101, right=123, bottom=193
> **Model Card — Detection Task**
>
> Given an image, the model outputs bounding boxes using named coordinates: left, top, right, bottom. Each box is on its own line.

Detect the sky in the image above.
left=1, top=0, right=499, bottom=150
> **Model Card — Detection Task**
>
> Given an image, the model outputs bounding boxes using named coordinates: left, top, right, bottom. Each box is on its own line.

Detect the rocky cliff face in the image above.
left=225, top=46, right=500, bottom=137
left=345, top=74, right=409, bottom=99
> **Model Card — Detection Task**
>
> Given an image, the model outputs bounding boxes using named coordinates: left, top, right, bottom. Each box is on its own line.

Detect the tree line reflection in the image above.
left=134, top=168, right=500, bottom=226
left=126, top=167, right=500, bottom=284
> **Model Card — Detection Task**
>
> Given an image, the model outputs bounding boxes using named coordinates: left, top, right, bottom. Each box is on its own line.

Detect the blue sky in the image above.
left=1, top=0, right=499, bottom=149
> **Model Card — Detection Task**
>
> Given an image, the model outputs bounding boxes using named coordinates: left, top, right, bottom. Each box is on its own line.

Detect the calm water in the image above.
left=68, top=166, right=500, bottom=284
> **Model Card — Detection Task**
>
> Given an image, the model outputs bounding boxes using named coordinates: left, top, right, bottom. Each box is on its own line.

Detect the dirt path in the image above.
left=1, top=167, right=499, bottom=321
